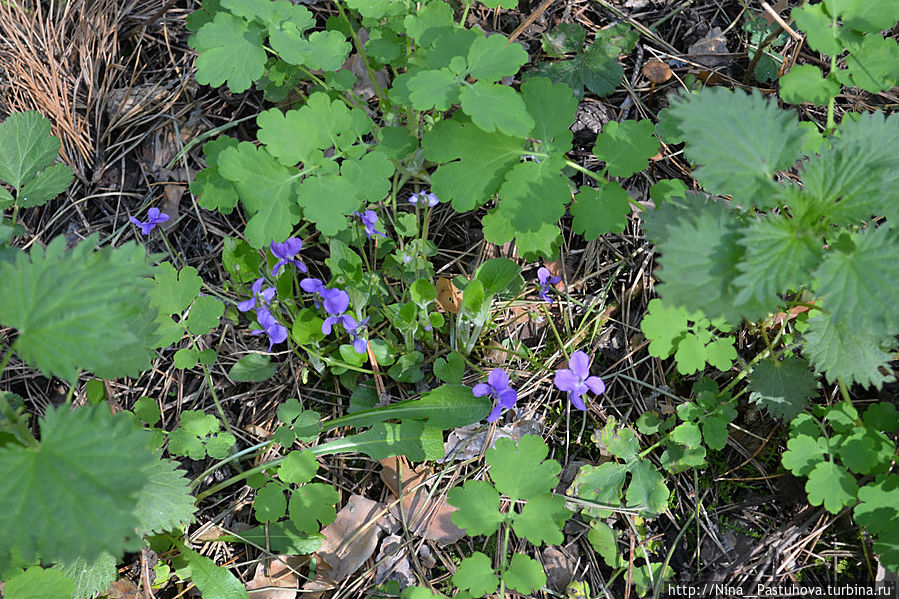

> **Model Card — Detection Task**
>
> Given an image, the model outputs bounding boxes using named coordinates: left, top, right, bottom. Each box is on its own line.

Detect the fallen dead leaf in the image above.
left=245, top=556, right=303, bottom=599
left=105, top=578, right=141, bottom=599
left=441, top=420, right=544, bottom=462
left=379, top=456, right=466, bottom=546
left=304, top=494, right=396, bottom=594
left=543, top=545, right=578, bottom=592
left=688, top=27, right=729, bottom=69
left=436, top=278, right=461, bottom=313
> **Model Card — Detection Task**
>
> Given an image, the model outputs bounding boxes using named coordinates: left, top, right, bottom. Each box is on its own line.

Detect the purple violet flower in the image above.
left=300, top=278, right=349, bottom=315
left=354, top=210, right=387, bottom=239
left=537, top=267, right=562, bottom=304
left=238, top=277, right=276, bottom=312
left=271, top=237, right=307, bottom=277
left=321, top=314, right=369, bottom=353
left=408, top=191, right=439, bottom=207
left=129, top=207, right=169, bottom=235
left=473, top=369, right=518, bottom=423
left=554, top=351, right=605, bottom=411
left=251, top=308, right=288, bottom=352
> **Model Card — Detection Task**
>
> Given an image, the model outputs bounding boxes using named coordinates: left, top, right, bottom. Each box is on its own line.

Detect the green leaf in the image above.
left=274, top=399, right=322, bottom=446
left=783, top=434, right=826, bottom=476
left=806, top=460, right=858, bottom=513
left=191, top=12, right=266, bottom=92
left=192, top=167, right=239, bottom=215
left=289, top=483, right=339, bottom=533
left=705, top=337, right=737, bottom=371
left=541, top=23, right=586, bottom=57
left=0, top=405, right=155, bottom=569
left=779, top=64, right=840, bottom=105
left=842, top=35, right=899, bottom=93
left=701, top=414, right=732, bottom=451
left=502, top=554, right=546, bottom=595
left=854, top=475, right=899, bottom=534
left=570, top=182, right=631, bottom=239
left=53, top=553, right=116, bottom=599
left=186, top=295, right=223, bottom=335
left=814, top=227, right=899, bottom=332
left=593, top=119, right=659, bottom=178
left=174, top=348, right=199, bottom=370
left=279, top=449, right=318, bottom=485
left=387, top=351, right=425, bottom=383
left=486, top=435, right=561, bottom=501
left=792, top=3, right=843, bottom=55
left=273, top=29, right=351, bottom=72
left=467, top=33, right=528, bottom=81
left=403, top=1, right=454, bottom=46
left=522, top=76, right=577, bottom=157
left=217, top=142, right=301, bottom=247
left=626, top=461, right=670, bottom=516
left=17, top=163, right=73, bottom=207
left=569, top=461, right=627, bottom=519
left=493, top=159, right=569, bottom=234
left=296, top=174, right=360, bottom=236
left=222, top=237, right=262, bottom=283
left=837, top=431, right=879, bottom=475
left=377, top=127, right=417, bottom=159
left=179, top=544, right=249, bottom=599
left=749, top=357, right=818, bottom=421
left=863, top=403, right=899, bottom=433
left=802, top=312, right=895, bottom=389
left=587, top=521, right=622, bottom=568
left=341, top=150, right=394, bottom=205
left=668, top=87, right=806, bottom=207
left=134, top=396, right=161, bottom=425
left=3, top=567, right=75, bottom=599
left=313, top=421, right=444, bottom=461
left=433, top=351, right=466, bottom=384
left=168, top=410, right=236, bottom=460
left=328, top=384, right=490, bottom=431
left=734, top=216, right=822, bottom=306
left=254, top=482, right=287, bottom=522
left=447, top=480, right=504, bottom=537
left=423, top=117, right=522, bottom=212
left=345, top=0, right=393, bottom=19
left=671, top=422, right=702, bottom=448
left=407, top=68, right=460, bottom=111
left=0, top=111, right=67, bottom=191
left=0, top=235, right=157, bottom=382
left=229, top=353, right=277, bottom=382
left=598, top=420, right=640, bottom=460
left=136, top=456, right=196, bottom=535
left=214, top=521, right=323, bottom=554
left=453, top=552, right=499, bottom=597
left=532, top=44, right=622, bottom=99
left=641, top=299, right=690, bottom=358
left=474, top=258, right=521, bottom=296
left=513, top=493, right=571, bottom=546
left=150, top=263, right=202, bottom=315
left=459, top=81, right=534, bottom=138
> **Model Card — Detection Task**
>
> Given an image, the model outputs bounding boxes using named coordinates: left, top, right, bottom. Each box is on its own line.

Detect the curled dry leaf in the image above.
left=435, top=277, right=461, bottom=313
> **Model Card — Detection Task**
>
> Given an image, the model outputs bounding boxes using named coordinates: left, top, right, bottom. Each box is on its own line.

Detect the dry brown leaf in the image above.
left=543, top=545, right=578, bottom=592
left=380, top=457, right=466, bottom=546
left=245, top=556, right=303, bottom=599
left=442, top=420, right=544, bottom=462
left=688, top=27, right=729, bottom=69
left=304, top=494, right=395, bottom=593
left=105, top=578, right=141, bottom=599
left=436, top=278, right=461, bottom=313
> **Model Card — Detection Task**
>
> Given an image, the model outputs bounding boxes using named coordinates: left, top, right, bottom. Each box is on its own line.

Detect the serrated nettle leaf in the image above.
left=4, top=567, right=76, bottom=599
left=0, top=111, right=66, bottom=191
left=570, top=183, right=631, bottom=239
left=0, top=235, right=158, bottom=382
left=0, top=404, right=156, bottom=569
left=53, top=553, right=117, bottom=599
left=749, top=357, right=818, bottom=421
left=668, top=87, right=806, bottom=208
left=17, top=163, right=74, bottom=207
left=803, top=313, right=895, bottom=389
left=136, top=455, right=197, bottom=535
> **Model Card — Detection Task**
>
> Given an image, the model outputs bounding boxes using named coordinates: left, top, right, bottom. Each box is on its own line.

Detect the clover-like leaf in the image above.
left=502, top=553, right=546, bottom=595
left=513, top=493, right=571, bottom=546
left=0, top=235, right=157, bottom=382
left=279, top=449, right=318, bottom=485
left=273, top=400, right=322, bottom=446
left=0, top=404, right=156, bottom=570
left=806, top=460, right=858, bottom=514
left=168, top=410, right=236, bottom=460
left=453, top=552, right=499, bottom=597
left=254, top=481, right=287, bottom=523
left=447, top=480, right=504, bottom=537
left=783, top=434, right=826, bottom=476
left=191, top=12, right=266, bottom=93
left=854, top=475, right=899, bottom=534
left=486, top=435, right=561, bottom=500
left=288, top=483, right=339, bottom=534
